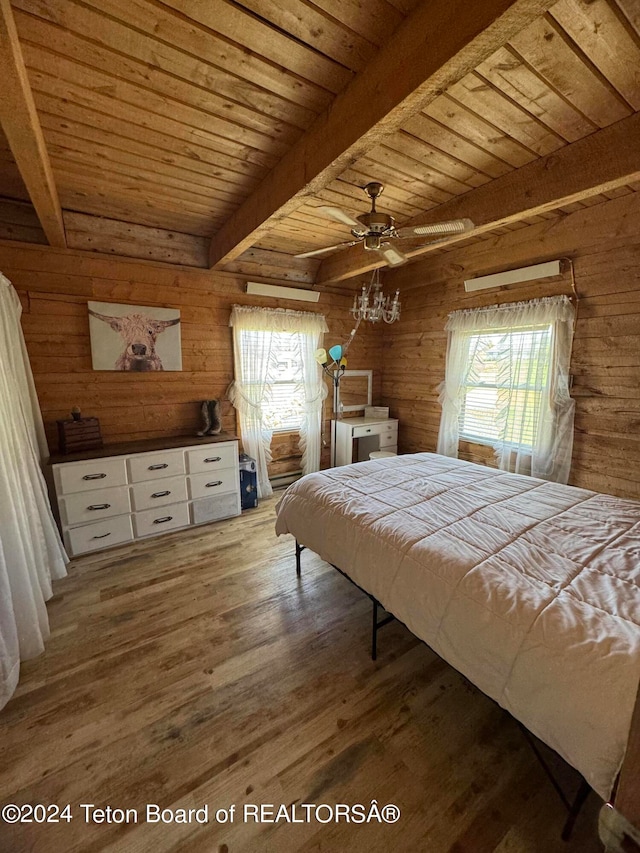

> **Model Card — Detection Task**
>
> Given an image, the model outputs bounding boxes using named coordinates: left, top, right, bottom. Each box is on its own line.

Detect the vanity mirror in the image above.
left=335, top=370, right=372, bottom=414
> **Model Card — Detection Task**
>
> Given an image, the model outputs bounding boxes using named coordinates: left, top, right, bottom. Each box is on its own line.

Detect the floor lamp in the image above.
left=314, top=344, right=347, bottom=468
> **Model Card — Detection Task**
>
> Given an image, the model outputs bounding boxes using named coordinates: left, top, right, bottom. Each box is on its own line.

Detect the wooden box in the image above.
left=57, top=417, right=103, bottom=454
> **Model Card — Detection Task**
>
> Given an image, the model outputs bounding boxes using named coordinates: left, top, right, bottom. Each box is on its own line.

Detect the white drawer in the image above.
left=352, top=423, right=380, bottom=439
left=133, top=502, right=190, bottom=538
left=60, top=484, right=131, bottom=527
left=130, top=475, right=188, bottom=511
left=128, top=449, right=185, bottom=483
left=188, top=468, right=238, bottom=500
left=191, top=493, right=240, bottom=525
left=380, top=429, right=398, bottom=449
left=186, top=442, right=237, bottom=474
left=66, top=514, right=133, bottom=556
left=56, top=457, right=127, bottom=495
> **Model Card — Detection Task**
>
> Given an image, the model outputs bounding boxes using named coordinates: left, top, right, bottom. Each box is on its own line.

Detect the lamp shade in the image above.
left=328, top=344, right=343, bottom=362
left=314, top=348, right=327, bottom=365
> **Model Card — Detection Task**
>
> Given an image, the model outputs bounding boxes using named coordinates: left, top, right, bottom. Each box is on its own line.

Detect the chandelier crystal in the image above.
left=351, top=268, right=400, bottom=324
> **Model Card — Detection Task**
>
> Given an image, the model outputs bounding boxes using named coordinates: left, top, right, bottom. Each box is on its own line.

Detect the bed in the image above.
left=274, top=452, right=640, bottom=804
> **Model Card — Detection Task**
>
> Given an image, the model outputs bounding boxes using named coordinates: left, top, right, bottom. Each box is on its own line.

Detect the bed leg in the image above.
left=295, top=541, right=305, bottom=578
left=369, top=597, right=395, bottom=661
left=561, top=779, right=591, bottom=842
left=371, top=598, right=379, bottom=661
left=518, top=723, right=591, bottom=840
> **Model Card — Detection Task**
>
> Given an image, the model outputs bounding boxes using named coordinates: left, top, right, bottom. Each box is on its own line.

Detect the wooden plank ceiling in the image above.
left=0, top=0, right=639, bottom=282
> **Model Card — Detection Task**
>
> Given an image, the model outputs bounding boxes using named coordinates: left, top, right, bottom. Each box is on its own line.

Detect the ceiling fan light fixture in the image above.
left=307, top=183, right=473, bottom=268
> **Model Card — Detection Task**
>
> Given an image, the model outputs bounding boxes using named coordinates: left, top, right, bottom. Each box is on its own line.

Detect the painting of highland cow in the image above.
left=88, top=301, right=182, bottom=371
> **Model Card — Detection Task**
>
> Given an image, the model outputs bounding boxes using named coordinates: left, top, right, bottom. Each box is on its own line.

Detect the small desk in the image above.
left=332, top=417, right=398, bottom=467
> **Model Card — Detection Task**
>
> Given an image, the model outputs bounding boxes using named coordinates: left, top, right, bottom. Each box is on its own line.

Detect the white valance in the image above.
left=229, top=305, right=328, bottom=335
left=445, top=295, right=574, bottom=332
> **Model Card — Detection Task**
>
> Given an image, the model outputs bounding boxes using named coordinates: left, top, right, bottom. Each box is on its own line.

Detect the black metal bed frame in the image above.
left=294, top=539, right=592, bottom=841
left=296, top=540, right=394, bottom=660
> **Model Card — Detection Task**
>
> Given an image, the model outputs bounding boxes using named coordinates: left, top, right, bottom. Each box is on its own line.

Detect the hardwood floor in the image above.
left=0, top=496, right=603, bottom=852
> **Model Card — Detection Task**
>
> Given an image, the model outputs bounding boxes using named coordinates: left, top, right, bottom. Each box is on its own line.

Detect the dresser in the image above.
left=332, top=417, right=398, bottom=466
left=50, top=435, right=241, bottom=557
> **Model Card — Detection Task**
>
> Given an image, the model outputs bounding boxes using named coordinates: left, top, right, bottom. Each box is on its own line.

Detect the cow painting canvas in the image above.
left=88, top=301, right=182, bottom=371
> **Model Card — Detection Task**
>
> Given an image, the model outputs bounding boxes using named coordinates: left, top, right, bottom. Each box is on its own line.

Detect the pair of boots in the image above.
left=197, top=400, right=222, bottom=436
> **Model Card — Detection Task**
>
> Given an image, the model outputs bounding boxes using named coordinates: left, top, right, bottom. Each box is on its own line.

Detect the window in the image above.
left=437, top=296, right=575, bottom=483
left=229, top=305, right=328, bottom=498
left=238, top=329, right=305, bottom=432
left=459, top=324, right=552, bottom=448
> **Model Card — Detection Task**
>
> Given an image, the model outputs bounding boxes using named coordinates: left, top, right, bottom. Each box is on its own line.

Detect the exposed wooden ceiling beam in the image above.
left=0, top=0, right=65, bottom=247
left=209, top=0, right=558, bottom=269
left=316, top=111, right=640, bottom=283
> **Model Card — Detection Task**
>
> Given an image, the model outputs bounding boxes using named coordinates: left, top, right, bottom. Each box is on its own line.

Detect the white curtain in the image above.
left=437, top=295, right=575, bottom=483
left=228, top=306, right=328, bottom=498
left=0, top=273, right=68, bottom=711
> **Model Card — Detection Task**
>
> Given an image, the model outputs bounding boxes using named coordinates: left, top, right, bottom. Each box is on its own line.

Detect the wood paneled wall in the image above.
left=382, top=192, right=640, bottom=500
left=0, top=242, right=382, bottom=476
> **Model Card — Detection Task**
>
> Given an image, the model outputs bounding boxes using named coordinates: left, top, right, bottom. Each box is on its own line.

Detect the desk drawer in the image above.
left=188, top=468, right=238, bottom=500
left=133, top=502, right=190, bottom=538
left=186, top=442, right=237, bottom=474
left=130, top=475, right=188, bottom=511
left=380, top=424, right=398, bottom=448
left=352, top=421, right=397, bottom=441
left=66, top=514, right=133, bottom=556
left=128, top=449, right=185, bottom=483
left=61, top=484, right=130, bottom=527
left=56, top=457, right=127, bottom=495
left=353, top=424, right=379, bottom=439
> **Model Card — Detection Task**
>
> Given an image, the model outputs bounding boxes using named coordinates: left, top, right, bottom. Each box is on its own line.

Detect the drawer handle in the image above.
left=148, top=463, right=169, bottom=470
left=92, top=532, right=111, bottom=540
left=206, top=480, right=223, bottom=488
left=88, top=503, right=111, bottom=511
left=204, top=456, right=222, bottom=463
left=366, top=429, right=371, bottom=433
left=153, top=516, right=173, bottom=524
left=151, top=490, right=171, bottom=498
left=82, top=472, right=106, bottom=480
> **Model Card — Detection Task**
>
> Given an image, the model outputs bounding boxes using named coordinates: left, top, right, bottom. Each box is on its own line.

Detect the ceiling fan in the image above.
left=295, top=182, right=474, bottom=267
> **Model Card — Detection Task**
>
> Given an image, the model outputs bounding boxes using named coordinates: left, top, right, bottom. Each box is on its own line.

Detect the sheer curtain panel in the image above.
left=437, top=295, right=576, bottom=484
left=0, top=273, right=68, bottom=711
left=228, top=306, right=328, bottom=498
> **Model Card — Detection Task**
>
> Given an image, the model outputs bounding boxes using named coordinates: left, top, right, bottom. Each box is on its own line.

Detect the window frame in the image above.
left=457, top=322, right=554, bottom=450
left=238, top=328, right=306, bottom=433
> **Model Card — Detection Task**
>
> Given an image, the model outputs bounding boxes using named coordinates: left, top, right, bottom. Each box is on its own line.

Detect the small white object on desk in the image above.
left=332, top=417, right=398, bottom=466
left=364, top=406, right=389, bottom=419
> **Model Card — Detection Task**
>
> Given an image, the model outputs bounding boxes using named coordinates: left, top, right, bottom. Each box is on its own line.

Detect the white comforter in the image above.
left=275, top=453, right=640, bottom=800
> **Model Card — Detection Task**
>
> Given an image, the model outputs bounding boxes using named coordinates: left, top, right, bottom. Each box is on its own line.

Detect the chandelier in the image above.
left=351, top=267, right=400, bottom=324
left=314, top=269, right=401, bottom=401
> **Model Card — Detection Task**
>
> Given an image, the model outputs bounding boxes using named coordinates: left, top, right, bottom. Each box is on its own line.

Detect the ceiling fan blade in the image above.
left=395, top=218, right=474, bottom=238
left=376, top=243, right=407, bottom=267
left=316, top=206, right=363, bottom=229
left=294, top=240, right=358, bottom=259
